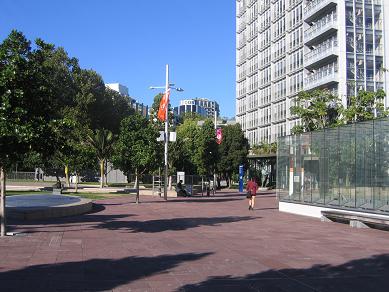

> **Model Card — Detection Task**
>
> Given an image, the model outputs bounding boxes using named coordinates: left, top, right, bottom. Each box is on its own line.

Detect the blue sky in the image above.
left=0, top=0, right=236, bottom=117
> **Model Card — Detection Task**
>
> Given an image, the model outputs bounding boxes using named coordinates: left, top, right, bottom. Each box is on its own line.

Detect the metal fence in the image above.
left=7, top=171, right=36, bottom=181
left=277, top=118, right=389, bottom=214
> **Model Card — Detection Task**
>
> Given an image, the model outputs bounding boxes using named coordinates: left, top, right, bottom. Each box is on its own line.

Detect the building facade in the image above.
left=105, top=83, right=148, bottom=117
left=236, top=0, right=389, bottom=145
left=174, top=98, right=220, bottom=118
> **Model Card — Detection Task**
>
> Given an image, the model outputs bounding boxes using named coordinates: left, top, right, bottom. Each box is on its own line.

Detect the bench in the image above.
left=321, top=210, right=389, bottom=230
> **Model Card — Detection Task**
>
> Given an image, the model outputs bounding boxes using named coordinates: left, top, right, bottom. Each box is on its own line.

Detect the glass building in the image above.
left=277, top=118, right=389, bottom=215
left=236, top=0, right=389, bottom=146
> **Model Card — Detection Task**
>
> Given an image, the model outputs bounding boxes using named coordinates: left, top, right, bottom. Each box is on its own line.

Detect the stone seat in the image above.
left=321, top=210, right=389, bottom=230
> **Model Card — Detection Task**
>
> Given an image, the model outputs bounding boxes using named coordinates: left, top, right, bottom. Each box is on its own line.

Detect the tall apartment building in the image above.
left=236, top=0, right=389, bottom=145
left=174, top=98, right=220, bottom=118
left=105, top=83, right=149, bottom=117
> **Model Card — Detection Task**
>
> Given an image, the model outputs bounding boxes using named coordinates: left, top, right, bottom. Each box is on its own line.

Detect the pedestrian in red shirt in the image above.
left=246, top=177, right=258, bottom=210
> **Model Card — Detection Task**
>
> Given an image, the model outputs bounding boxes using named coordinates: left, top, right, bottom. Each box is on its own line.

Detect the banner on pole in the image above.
left=216, top=128, right=223, bottom=144
left=157, top=89, right=170, bottom=121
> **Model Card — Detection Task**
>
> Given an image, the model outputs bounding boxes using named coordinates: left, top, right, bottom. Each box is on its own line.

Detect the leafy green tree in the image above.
left=193, top=120, right=219, bottom=177
left=217, top=124, right=249, bottom=187
left=343, top=89, right=388, bottom=123
left=176, top=118, right=200, bottom=174
left=251, top=142, right=277, bottom=155
left=112, top=114, right=160, bottom=203
left=86, top=129, right=114, bottom=188
left=290, top=89, right=343, bottom=134
left=0, top=31, right=74, bottom=235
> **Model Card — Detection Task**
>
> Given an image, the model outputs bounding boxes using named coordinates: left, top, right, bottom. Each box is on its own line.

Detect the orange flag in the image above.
left=157, top=90, right=170, bottom=121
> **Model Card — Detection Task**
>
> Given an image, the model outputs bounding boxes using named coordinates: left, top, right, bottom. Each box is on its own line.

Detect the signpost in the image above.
left=239, top=165, right=244, bottom=193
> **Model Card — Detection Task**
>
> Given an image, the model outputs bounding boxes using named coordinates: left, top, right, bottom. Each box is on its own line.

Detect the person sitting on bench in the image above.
left=176, top=180, right=189, bottom=197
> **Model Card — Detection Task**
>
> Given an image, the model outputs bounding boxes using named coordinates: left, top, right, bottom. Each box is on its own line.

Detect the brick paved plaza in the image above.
left=1, top=190, right=389, bottom=291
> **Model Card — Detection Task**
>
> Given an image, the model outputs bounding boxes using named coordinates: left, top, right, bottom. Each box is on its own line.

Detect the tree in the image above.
left=251, top=142, right=277, bottom=155
left=343, top=89, right=388, bottom=123
left=193, top=120, right=219, bottom=177
left=176, top=118, right=200, bottom=174
left=112, top=114, right=160, bottom=203
left=0, top=31, right=73, bottom=236
left=86, top=129, right=114, bottom=188
left=290, top=89, right=343, bottom=134
left=217, top=124, right=249, bottom=187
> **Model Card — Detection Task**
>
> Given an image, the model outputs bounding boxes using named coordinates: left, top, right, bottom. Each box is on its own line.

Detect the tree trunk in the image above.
left=135, top=169, right=139, bottom=204
left=133, top=175, right=138, bottom=189
left=168, top=176, right=172, bottom=190
left=0, top=166, right=6, bottom=237
left=65, top=164, right=70, bottom=188
left=75, top=171, right=79, bottom=193
left=99, top=159, right=104, bottom=188
left=105, top=160, right=108, bottom=187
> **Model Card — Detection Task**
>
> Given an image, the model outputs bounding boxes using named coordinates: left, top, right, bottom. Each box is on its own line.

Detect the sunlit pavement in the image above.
left=1, top=190, right=389, bottom=291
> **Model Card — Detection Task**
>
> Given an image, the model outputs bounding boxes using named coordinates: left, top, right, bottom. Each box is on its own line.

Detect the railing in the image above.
left=305, top=39, right=338, bottom=63
left=7, top=172, right=36, bottom=181
left=305, top=63, right=339, bottom=87
left=305, top=12, right=337, bottom=41
left=304, top=0, right=336, bottom=18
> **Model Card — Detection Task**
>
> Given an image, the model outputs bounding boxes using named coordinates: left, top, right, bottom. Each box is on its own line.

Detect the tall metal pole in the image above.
left=164, top=64, right=169, bottom=201
left=214, top=110, right=217, bottom=195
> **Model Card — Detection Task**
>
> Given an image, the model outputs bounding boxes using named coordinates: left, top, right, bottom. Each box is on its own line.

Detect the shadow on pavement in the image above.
left=0, top=252, right=212, bottom=291
left=178, top=254, right=389, bottom=292
left=8, top=215, right=257, bottom=234
left=98, top=216, right=257, bottom=233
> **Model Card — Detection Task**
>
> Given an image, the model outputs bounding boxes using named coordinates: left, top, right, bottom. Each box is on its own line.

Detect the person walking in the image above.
left=246, top=177, right=258, bottom=210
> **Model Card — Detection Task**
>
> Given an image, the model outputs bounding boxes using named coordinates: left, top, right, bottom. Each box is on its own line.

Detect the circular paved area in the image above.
left=1, top=190, right=389, bottom=291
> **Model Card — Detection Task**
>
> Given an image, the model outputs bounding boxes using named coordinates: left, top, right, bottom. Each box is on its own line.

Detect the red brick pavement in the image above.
left=1, top=191, right=389, bottom=291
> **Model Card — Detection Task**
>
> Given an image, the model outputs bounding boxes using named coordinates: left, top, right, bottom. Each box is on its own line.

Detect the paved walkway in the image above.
left=1, top=191, right=389, bottom=291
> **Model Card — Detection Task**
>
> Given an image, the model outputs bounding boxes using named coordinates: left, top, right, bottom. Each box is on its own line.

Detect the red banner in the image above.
left=157, top=90, right=170, bottom=121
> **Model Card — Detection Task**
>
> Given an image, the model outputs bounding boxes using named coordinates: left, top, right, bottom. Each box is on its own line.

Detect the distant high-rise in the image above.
left=174, top=98, right=220, bottom=118
left=236, top=0, right=389, bottom=145
left=105, top=83, right=148, bottom=117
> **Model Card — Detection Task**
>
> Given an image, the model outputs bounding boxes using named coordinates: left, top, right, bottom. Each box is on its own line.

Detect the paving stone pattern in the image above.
left=1, top=191, right=389, bottom=291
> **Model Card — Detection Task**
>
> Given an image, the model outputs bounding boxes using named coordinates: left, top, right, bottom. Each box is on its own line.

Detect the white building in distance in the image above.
left=236, top=0, right=389, bottom=145
left=105, top=83, right=148, bottom=117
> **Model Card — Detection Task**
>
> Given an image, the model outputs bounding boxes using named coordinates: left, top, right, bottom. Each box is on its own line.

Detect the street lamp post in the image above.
left=150, top=64, right=183, bottom=201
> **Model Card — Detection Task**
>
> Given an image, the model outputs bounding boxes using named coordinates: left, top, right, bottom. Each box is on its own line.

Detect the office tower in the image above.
left=236, top=0, right=389, bottom=145
left=174, top=98, right=220, bottom=118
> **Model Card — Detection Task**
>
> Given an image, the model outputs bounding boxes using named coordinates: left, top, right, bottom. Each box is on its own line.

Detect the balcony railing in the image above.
left=304, top=0, right=337, bottom=21
left=305, top=12, right=337, bottom=43
left=305, top=39, right=338, bottom=65
left=305, top=63, right=339, bottom=89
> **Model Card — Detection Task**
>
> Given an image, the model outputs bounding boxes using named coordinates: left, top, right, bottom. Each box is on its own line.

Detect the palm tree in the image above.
left=86, top=129, right=114, bottom=188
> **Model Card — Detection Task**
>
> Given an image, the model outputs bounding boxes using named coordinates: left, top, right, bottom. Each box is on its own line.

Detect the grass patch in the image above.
left=66, top=192, right=132, bottom=200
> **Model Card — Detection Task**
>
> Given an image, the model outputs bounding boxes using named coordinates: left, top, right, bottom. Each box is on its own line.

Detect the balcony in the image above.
left=304, top=63, right=339, bottom=90
left=305, top=12, right=338, bottom=45
left=305, top=39, right=338, bottom=68
left=304, top=0, right=337, bottom=23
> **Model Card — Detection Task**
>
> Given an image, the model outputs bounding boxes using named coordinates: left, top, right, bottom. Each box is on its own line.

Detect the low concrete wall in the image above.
left=8, top=198, right=93, bottom=220
left=279, top=201, right=389, bottom=220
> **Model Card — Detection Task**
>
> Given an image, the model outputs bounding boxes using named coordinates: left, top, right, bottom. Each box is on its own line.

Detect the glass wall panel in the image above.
left=326, top=127, right=340, bottom=206
left=277, top=118, right=389, bottom=215
left=338, top=124, right=356, bottom=208
left=374, top=119, right=389, bottom=211
left=310, top=130, right=323, bottom=203
left=355, top=121, right=374, bottom=210
left=301, top=132, right=312, bottom=203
